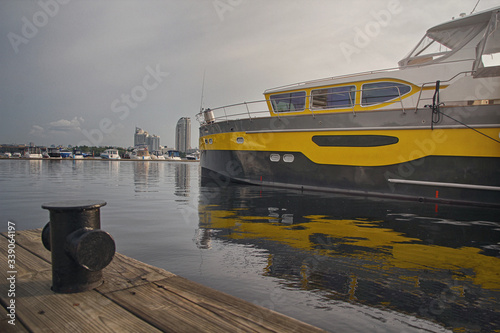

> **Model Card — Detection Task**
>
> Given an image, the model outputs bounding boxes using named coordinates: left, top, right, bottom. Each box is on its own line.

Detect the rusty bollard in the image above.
left=41, top=200, right=115, bottom=293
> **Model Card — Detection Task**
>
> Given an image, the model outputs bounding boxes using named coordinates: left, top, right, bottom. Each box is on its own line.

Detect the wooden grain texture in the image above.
left=0, top=229, right=326, bottom=333
left=0, top=233, right=162, bottom=333
left=11, top=228, right=175, bottom=293
left=0, top=306, right=29, bottom=333
left=155, top=276, right=326, bottom=333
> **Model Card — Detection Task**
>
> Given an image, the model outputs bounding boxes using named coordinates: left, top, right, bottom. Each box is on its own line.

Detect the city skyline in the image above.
left=134, top=126, right=161, bottom=152
left=2, top=1, right=498, bottom=148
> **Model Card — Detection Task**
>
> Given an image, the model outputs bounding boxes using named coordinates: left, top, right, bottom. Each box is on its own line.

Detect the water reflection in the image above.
left=133, top=161, right=160, bottom=192
left=28, top=159, right=42, bottom=174
left=175, top=163, right=189, bottom=197
left=197, top=184, right=500, bottom=332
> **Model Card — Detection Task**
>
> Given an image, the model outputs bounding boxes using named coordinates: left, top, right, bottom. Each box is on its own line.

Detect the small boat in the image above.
left=22, top=147, right=43, bottom=159
left=73, top=150, right=84, bottom=159
left=151, top=151, right=166, bottom=160
left=12, top=152, right=21, bottom=158
left=47, top=147, right=61, bottom=159
left=197, top=7, right=500, bottom=207
left=100, top=149, right=121, bottom=160
left=130, top=147, right=151, bottom=160
left=3, top=152, right=12, bottom=158
left=59, top=149, right=72, bottom=158
left=186, top=152, right=200, bottom=160
left=165, top=150, right=181, bottom=160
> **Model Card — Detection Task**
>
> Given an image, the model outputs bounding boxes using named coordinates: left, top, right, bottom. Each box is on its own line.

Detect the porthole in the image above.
left=209, top=138, right=213, bottom=144
left=236, top=137, right=244, bottom=144
left=270, top=154, right=280, bottom=162
left=283, top=154, right=294, bottom=163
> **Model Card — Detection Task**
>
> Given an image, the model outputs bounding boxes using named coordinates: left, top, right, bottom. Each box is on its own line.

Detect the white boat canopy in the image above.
left=399, top=6, right=500, bottom=77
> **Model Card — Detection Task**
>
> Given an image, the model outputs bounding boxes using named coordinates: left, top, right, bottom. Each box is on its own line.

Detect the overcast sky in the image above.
left=1, top=0, right=498, bottom=148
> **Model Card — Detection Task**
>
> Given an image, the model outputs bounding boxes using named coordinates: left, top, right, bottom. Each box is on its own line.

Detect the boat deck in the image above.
left=0, top=229, right=325, bottom=332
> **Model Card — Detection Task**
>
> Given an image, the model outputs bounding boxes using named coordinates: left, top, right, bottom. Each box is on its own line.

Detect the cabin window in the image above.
left=311, top=86, right=356, bottom=109
left=270, top=91, right=306, bottom=113
left=361, top=82, right=411, bottom=106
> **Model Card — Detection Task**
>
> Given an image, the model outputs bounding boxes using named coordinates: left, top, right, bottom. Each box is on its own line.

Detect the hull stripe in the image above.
left=388, top=179, right=500, bottom=191
left=246, top=124, right=500, bottom=134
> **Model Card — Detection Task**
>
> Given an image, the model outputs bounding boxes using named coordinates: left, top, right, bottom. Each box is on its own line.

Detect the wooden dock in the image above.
left=1, top=229, right=326, bottom=332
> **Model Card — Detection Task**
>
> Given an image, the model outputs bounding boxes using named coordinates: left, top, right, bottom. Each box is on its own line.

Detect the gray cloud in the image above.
left=1, top=0, right=498, bottom=147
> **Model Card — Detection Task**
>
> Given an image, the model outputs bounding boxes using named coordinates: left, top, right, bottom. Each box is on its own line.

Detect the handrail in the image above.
left=414, top=71, right=473, bottom=112
left=197, top=72, right=478, bottom=125
left=197, top=84, right=416, bottom=125
left=263, top=59, right=476, bottom=94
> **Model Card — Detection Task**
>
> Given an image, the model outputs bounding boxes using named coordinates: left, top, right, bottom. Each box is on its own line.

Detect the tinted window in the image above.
left=270, top=91, right=306, bottom=112
left=361, top=82, right=411, bottom=106
left=311, top=86, right=356, bottom=109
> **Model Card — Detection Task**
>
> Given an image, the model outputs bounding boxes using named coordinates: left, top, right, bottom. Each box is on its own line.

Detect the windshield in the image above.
left=399, top=21, right=486, bottom=67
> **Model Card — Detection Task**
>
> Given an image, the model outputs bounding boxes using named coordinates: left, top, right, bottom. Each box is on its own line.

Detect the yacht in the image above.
left=197, top=7, right=500, bottom=207
left=100, top=149, right=121, bottom=160
left=59, top=149, right=72, bottom=158
left=151, top=151, right=166, bottom=160
left=22, top=147, right=43, bottom=159
left=130, top=147, right=151, bottom=160
left=165, top=150, right=181, bottom=160
left=73, top=150, right=84, bottom=159
left=47, top=147, right=61, bottom=159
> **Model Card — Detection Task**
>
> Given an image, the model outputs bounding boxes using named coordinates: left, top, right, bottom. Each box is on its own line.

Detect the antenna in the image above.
left=199, top=70, right=206, bottom=112
left=470, top=0, right=481, bottom=14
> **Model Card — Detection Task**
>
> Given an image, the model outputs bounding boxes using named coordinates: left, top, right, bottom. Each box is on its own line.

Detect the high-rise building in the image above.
left=134, top=127, right=160, bottom=152
left=134, top=127, right=148, bottom=147
left=148, top=135, right=160, bottom=152
left=175, top=117, right=191, bottom=153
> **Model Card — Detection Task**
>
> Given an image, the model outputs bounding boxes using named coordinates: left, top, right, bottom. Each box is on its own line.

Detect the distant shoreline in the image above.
left=0, top=157, right=199, bottom=162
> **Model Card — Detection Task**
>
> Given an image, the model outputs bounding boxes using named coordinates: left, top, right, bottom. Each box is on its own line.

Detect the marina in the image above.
left=1, top=3, right=500, bottom=332
left=1, top=159, right=499, bottom=332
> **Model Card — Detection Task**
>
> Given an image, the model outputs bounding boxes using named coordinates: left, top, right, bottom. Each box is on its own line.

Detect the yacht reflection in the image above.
left=174, top=163, right=189, bottom=197
left=28, top=159, right=42, bottom=174
left=197, top=184, right=500, bottom=332
left=133, top=161, right=160, bottom=192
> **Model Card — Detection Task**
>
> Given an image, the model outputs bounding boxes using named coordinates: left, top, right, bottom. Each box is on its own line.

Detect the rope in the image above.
left=438, top=111, right=500, bottom=144
left=426, top=80, right=500, bottom=144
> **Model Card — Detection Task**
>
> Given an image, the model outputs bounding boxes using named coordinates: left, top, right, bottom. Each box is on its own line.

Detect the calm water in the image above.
left=1, top=159, right=499, bottom=332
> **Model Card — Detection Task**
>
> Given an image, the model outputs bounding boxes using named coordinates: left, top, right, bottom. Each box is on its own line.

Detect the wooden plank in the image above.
left=0, top=306, right=29, bottom=333
left=0, top=234, right=162, bottom=333
left=11, top=228, right=50, bottom=262
left=107, top=282, right=260, bottom=332
left=154, top=276, right=327, bottom=333
left=99, top=252, right=175, bottom=294
left=8, top=229, right=174, bottom=293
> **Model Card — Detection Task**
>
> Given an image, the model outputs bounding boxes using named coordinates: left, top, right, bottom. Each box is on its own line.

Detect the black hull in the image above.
left=201, top=150, right=500, bottom=207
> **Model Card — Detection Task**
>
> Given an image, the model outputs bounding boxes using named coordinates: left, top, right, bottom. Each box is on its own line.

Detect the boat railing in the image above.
left=197, top=85, right=416, bottom=124
left=413, top=71, right=474, bottom=112
left=197, top=71, right=475, bottom=125
left=263, top=67, right=402, bottom=93
left=196, top=99, right=271, bottom=125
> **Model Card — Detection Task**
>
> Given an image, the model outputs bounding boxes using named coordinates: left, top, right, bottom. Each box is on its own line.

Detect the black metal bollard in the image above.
left=41, top=200, right=115, bottom=293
